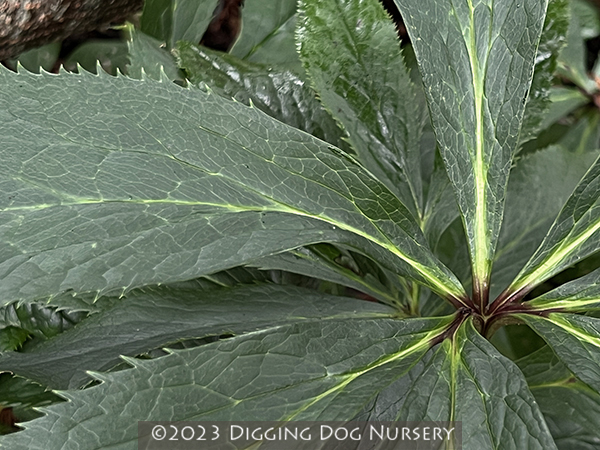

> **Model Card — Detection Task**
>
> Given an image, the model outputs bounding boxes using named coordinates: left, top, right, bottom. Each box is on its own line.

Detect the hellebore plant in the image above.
left=1, top=0, right=600, bottom=449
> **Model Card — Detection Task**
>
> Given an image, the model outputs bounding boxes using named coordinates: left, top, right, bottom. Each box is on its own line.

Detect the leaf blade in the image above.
left=298, top=0, right=424, bottom=217
left=0, top=284, right=393, bottom=390
left=519, top=313, right=600, bottom=395
left=500, top=155, right=600, bottom=305
left=0, top=317, right=452, bottom=449
left=394, top=0, right=549, bottom=305
left=356, top=318, right=557, bottom=449
left=0, top=68, right=467, bottom=306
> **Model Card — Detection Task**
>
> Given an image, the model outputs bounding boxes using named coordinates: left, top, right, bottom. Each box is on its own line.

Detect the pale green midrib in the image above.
left=194, top=122, right=450, bottom=295
left=283, top=324, right=448, bottom=420
left=529, top=297, right=600, bottom=311
left=513, top=217, right=600, bottom=292
left=528, top=377, right=575, bottom=390
left=544, top=315, right=600, bottom=348
left=12, top=100, right=464, bottom=299
left=449, top=337, right=458, bottom=425
left=466, top=0, right=490, bottom=284
left=2, top=195, right=462, bottom=300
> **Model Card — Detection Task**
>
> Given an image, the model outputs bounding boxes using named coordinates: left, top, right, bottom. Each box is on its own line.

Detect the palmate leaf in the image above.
left=498, top=155, right=600, bottom=307
left=0, top=67, right=467, bottom=307
left=0, top=285, right=393, bottom=390
left=0, top=317, right=452, bottom=449
left=356, top=319, right=556, bottom=450
left=519, top=313, right=600, bottom=396
left=297, top=0, right=425, bottom=219
left=517, top=347, right=600, bottom=450
left=394, top=0, right=548, bottom=307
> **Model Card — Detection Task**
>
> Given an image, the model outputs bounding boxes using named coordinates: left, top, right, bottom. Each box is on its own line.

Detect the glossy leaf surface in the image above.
left=175, top=42, right=346, bottom=149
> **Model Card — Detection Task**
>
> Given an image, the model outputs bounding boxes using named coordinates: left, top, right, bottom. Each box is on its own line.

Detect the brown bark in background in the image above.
left=0, top=0, right=143, bottom=61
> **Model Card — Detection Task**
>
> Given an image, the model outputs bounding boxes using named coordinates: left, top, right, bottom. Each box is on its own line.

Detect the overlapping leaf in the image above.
left=126, top=25, right=182, bottom=82
left=525, top=267, right=600, bottom=312
left=519, top=313, right=600, bottom=395
left=557, top=0, right=598, bottom=93
left=518, top=347, right=600, bottom=450
left=504, top=155, right=600, bottom=302
left=394, top=0, right=549, bottom=305
left=491, top=146, right=598, bottom=299
left=519, top=0, right=569, bottom=146
left=0, top=67, right=467, bottom=306
left=0, top=285, right=393, bottom=390
left=355, top=318, right=556, bottom=449
left=0, top=317, right=451, bottom=449
left=298, top=0, right=424, bottom=218
left=230, top=0, right=299, bottom=70
left=252, top=247, right=403, bottom=307
left=174, top=42, right=346, bottom=149
left=140, top=0, right=219, bottom=50
left=0, top=303, right=86, bottom=342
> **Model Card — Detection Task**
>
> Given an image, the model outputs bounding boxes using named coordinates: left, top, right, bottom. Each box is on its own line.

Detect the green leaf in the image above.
left=502, top=155, right=600, bottom=304
left=555, top=110, right=600, bottom=156
left=174, top=42, right=346, bottom=149
left=357, top=319, right=556, bottom=449
left=519, top=0, right=569, bottom=146
left=525, top=266, right=600, bottom=312
left=230, top=0, right=297, bottom=65
left=490, top=324, right=546, bottom=360
left=63, top=40, right=130, bottom=76
left=0, top=328, right=29, bottom=352
left=0, top=317, right=452, bottom=449
left=0, top=284, right=393, bottom=390
left=557, top=0, right=598, bottom=93
left=125, top=26, right=182, bottom=82
left=539, top=87, right=590, bottom=131
left=298, top=0, right=424, bottom=218
left=0, top=374, right=62, bottom=413
left=517, top=347, right=600, bottom=450
left=140, top=0, right=219, bottom=49
left=251, top=246, right=404, bottom=308
left=423, top=150, right=460, bottom=248
left=491, top=145, right=598, bottom=299
left=0, top=68, right=467, bottom=306
left=394, top=0, right=549, bottom=306
left=0, top=303, right=86, bottom=341
left=4, top=43, right=61, bottom=74
left=519, top=313, right=600, bottom=395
